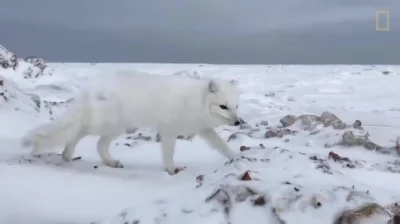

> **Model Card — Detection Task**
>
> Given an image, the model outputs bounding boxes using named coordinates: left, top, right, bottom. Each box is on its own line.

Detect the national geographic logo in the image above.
left=376, top=10, right=390, bottom=31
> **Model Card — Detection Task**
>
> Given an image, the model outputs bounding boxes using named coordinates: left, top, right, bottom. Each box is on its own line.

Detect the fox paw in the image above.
left=164, top=166, right=186, bottom=175
left=62, top=152, right=73, bottom=162
left=104, top=160, right=124, bottom=168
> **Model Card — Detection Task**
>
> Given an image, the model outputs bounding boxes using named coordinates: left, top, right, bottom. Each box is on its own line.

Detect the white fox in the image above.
left=21, top=71, right=241, bottom=174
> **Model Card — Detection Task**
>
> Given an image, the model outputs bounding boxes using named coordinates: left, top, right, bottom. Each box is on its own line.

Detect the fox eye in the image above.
left=219, top=105, right=228, bottom=110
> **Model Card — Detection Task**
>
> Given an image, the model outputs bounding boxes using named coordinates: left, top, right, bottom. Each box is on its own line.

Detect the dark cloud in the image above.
left=1, top=0, right=399, bottom=64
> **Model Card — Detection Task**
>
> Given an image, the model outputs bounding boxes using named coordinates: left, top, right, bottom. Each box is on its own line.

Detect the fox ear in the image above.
left=208, top=80, right=218, bottom=93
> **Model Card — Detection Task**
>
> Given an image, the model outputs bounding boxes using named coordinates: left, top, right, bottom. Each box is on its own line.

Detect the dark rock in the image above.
left=280, top=115, right=296, bottom=127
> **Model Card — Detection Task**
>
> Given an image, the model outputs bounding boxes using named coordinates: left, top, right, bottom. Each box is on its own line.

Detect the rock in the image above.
left=320, top=111, right=339, bottom=126
left=265, top=129, right=296, bottom=138
left=363, top=141, right=377, bottom=150
left=265, top=130, right=275, bottom=138
left=382, top=71, right=390, bottom=75
left=252, top=195, right=267, bottom=206
left=386, top=202, right=400, bottom=217
left=396, top=137, right=400, bottom=155
left=264, top=92, right=276, bottom=97
left=140, top=136, right=151, bottom=141
left=328, top=151, right=351, bottom=163
left=228, top=79, right=238, bottom=85
left=306, top=124, right=320, bottom=133
left=334, top=130, right=383, bottom=151
left=24, top=56, right=47, bottom=71
left=390, top=215, right=400, bottom=224
left=233, top=186, right=259, bottom=203
left=333, top=203, right=390, bottom=224
left=204, top=187, right=231, bottom=216
left=239, top=171, right=252, bottom=181
left=341, top=131, right=358, bottom=146
left=260, top=120, right=269, bottom=126
left=332, top=119, right=347, bottom=130
left=240, top=146, right=249, bottom=152
left=353, top=120, right=362, bottom=129
left=227, top=133, right=238, bottom=142
left=23, top=56, right=53, bottom=79
left=297, top=114, right=318, bottom=126
left=28, top=94, right=41, bottom=109
left=287, top=96, right=295, bottom=102
left=280, top=114, right=296, bottom=127
left=196, top=175, right=204, bottom=184
left=126, top=128, right=138, bottom=134
left=250, top=128, right=261, bottom=132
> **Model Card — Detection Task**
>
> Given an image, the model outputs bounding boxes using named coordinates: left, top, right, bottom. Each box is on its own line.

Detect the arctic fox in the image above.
left=21, top=71, right=241, bottom=174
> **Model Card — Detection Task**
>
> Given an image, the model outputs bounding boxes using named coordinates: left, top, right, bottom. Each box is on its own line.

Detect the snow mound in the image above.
left=22, top=56, right=53, bottom=79
left=0, top=45, right=72, bottom=121
left=0, top=45, right=53, bottom=81
left=0, top=45, right=18, bottom=70
left=0, top=74, right=72, bottom=119
left=0, top=76, right=40, bottom=114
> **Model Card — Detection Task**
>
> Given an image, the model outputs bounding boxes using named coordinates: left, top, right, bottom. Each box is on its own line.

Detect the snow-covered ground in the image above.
left=1, top=58, right=400, bottom=224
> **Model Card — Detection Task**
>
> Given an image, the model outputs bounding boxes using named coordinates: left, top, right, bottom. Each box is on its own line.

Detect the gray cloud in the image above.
left=1, top=0, right=399, bottom=64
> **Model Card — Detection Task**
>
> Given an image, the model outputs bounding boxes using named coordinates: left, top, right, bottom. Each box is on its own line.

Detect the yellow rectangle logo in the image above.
left=376, top=10, right=390, bottom=31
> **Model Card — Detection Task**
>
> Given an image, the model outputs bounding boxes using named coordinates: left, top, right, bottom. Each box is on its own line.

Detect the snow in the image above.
left=1, top=61, right=400, bottom=224
left=0, top=45, right=18, bottom=70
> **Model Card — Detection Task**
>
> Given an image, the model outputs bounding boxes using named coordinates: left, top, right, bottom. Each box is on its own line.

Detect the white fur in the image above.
left=21, top=71, right=241, bottom=174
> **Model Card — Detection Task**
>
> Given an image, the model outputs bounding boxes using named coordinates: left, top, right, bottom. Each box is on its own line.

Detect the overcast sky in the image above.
left=1, top=0, right=399, bottom=64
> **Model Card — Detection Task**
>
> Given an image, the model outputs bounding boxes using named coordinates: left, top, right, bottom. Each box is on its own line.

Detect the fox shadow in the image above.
left=5, top=152, right=194, bottom=181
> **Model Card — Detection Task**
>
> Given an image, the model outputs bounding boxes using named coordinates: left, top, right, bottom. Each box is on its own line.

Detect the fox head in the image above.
left=204, top=79, right=241, bottom=126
